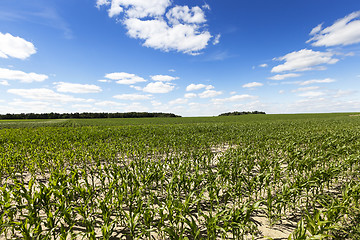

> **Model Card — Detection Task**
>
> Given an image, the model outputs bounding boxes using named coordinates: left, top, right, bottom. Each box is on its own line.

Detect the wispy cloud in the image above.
left=113, top=93, right=152, bottom=101
left=0, top=68, right=48, bottom=83
left=54, top=82, right=102, bottom=94
left=151, top=75, right=179, bottom=81
left=299, top=78, right=335, bottom=86
left=307, top=11, right=360, bottom=47
left=242, top=82, right=263, bottom=88
left=7, top=88, right=89, bottom=102
left=268, top=73, right=301, bottom=80
left=198, top=90, right=222, bottom=98
left=105, top=72, right=147, bottom=85
left=0, top=2, right=73, bottom=39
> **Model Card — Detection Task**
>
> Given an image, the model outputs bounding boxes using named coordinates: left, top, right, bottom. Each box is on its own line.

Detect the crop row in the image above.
left=0, top=116, right=360, bottom=239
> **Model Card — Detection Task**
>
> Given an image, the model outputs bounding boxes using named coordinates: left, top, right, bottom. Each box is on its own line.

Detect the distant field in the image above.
left=1, top=113, right=360, bottom=239
left=0, top=112, right=357, bottom=128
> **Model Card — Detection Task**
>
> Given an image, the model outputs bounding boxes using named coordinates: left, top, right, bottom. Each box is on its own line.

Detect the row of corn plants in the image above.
left=0, top=114, right=360, bottom=239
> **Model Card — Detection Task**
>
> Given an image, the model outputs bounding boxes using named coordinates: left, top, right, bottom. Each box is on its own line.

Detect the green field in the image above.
left=1, top=113, right=360, bottom=239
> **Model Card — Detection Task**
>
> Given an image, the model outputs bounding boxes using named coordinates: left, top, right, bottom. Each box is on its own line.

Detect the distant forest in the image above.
left=0, top=112, right=181, bottom=120
left=219, top=111, right=266, bottom=116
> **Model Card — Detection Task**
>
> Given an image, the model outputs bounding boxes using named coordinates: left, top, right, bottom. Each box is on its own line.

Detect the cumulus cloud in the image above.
left=96, top=0, right=110, bottom=9
left=151, top=75, right=179, bottom=81
left=242, top=82, right=263, bottom=88
left=97, top=1, right=213, bottom=54
left=0, top=68, right=48, bottom=83
left=186, top=83, right=214, bottom=91
left=105, top=72, right=147, bottom=84
left=198, top=90, right=222, bottom=98
left=113, top=93, right=152, bottom=100
left=124, top=18, right=211, bottom=55
left=143, top=81, right=174, bottom=93
left=104, top=0, right=171, bottom=18
left=299, top=78, right=335, bottom=86
left=271, top=49, right=338, bottom=73
left=268, top=73, right=301, bottom=80
left=54, top=82, right=102, bottom=93
left=307, top=11, right=360, bottom=47
left=166, top=6, right=206, bottom=25
left=259, top=63, right=268, bottom=68
left=0, top=32, right=36, bottom=60
left=7, top=88, right=88, bottom=102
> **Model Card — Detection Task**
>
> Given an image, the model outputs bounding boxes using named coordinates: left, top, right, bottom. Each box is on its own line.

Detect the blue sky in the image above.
left=0, top=0, right=360, bottom=116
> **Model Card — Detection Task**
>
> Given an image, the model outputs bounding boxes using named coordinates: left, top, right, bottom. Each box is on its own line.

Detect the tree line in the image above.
left=219, top=111, right=266, bottom=116
left=0, top=112, right=181, bottom=120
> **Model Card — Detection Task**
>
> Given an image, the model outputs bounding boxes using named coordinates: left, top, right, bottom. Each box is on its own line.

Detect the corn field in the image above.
left=0, top=114, right=360, bottom=239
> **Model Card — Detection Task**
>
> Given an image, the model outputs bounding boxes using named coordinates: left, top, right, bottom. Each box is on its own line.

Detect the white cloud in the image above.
left=184, top=93, right=197, bottom=98
left=96, top=0, right=110, bottom=9
left=307, top=11, right=360, bottom=47
left=213, top=94, right=257, bottom=104
left=271, top=49, right=338, bottom=73
left=98, top=79, right=112, bottom=83
left=0, top=32, right=36, bottom=60
left=130, top=85, right=143, bottom=91
left=309, top=23, right=323, bottom=36
left=0, top=68, right=48, bottom=83
left=298, top=91, right=325, bottom=98
left=186, top=83, right=214, bottom=91
left=105, top=72, right=147, bottom=84
left=151, top=75, right=179, bottom=81
left=123, top=102, right=149, bottom=112
left=97, top=1, right=213, bottom=55
left=7, top=88, right=88, bottom=102
left=198, top=89, right=222, bottom=98
left=259, top=63, right=268, bottom=68
left=95, top=101, right=125, bottom=107
left=0, top=80, right=9, bottom=86
left=268, top=73, right=301, bottom=80
left=151, top=100, right=162, bottom=106
left=202, top=4, right=211, bottom=11
left=169, top=98, right=188, bottom=105
left=107, top=0, right=171, bottom=18
left=299, top=78, right=335, bottom=86
left=113, top=93, right=152, bottom=100
left=124, top=18, right=211, bottom=55
left=242, top=82, right=263, bottom=88
left=334, top=89, right=356, bottom=98
left=166, top=6, right=206, bottom=25
left=143, top=81, right=174, bottom=93
left=292, top=86, right=320, bottom=92
left=279, top=90, right=285, bottom=94
left=54, top=82, right=102, bottom=93
left=213, top=34, right=221, bottom=45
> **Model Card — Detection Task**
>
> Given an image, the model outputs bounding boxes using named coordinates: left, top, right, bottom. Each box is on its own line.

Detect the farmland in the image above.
left=0, top=113, right=360, bottom=239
